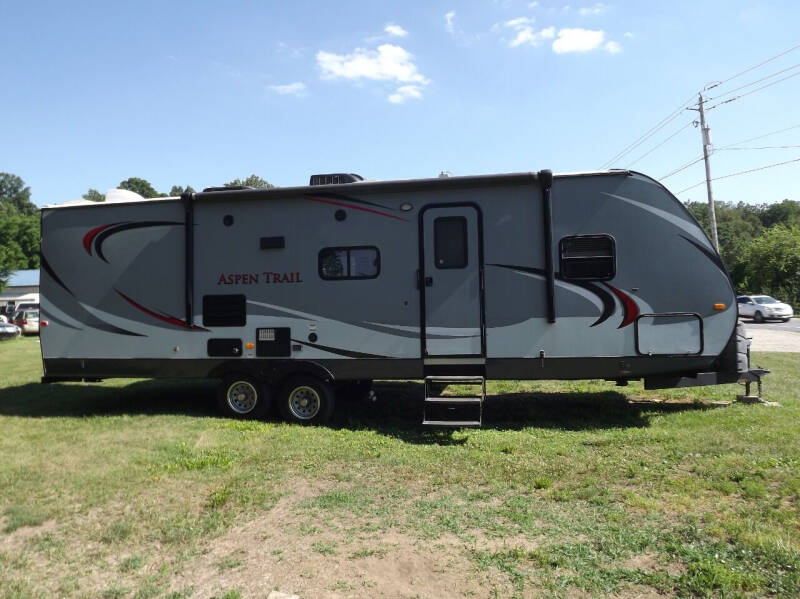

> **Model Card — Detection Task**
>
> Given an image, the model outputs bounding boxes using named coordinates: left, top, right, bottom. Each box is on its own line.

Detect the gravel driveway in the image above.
left=741, top=319, right=800, bottom=352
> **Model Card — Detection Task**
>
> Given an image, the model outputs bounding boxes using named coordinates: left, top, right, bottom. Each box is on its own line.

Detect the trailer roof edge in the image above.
left=40, top=170, right=633, bottom=210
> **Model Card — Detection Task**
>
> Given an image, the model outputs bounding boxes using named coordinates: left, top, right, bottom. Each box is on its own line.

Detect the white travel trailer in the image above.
left=39, top=170, right=764, bottom=426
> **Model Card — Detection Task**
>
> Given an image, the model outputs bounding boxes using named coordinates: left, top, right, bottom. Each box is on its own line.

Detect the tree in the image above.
left=0, top=263, right=9, bottom=293
left=0, top=173, right=37, bottom=215
left=83, top=189, right=105, bottom=202
left=118, top=177, right=165, bottom=198
left=224, top=174, right=274, bottom=189
left=0, top=214, right=40, bottom=270
left=168, top=185, right=196, bottom=196
left=738, top=225, right=800, bottom=307
left=760, top=199, right=800, bottom=229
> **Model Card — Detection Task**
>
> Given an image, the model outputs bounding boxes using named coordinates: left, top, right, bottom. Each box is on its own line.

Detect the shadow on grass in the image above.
left=0, top=379, right=711, bottom=441
left=334, top=381, right=712, bottom=444
left=0, top=379, right=219, bottom=418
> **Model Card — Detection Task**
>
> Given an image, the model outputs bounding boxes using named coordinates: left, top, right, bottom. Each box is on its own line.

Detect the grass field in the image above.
left=0, top=336, right=798, bottom=598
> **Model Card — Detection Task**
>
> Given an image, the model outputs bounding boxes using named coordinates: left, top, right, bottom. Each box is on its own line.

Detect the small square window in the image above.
left=559, top=235, right=615, bottom=281
left=434, top=217, right=468, bottom=269
left=319, top=246, right=380, bottom=280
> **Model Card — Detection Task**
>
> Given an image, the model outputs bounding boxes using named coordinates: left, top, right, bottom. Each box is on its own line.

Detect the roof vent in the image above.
left=309, top=173, right=364, bottom=186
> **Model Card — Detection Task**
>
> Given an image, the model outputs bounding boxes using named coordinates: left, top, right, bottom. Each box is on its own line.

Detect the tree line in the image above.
left=686, top=200, right=800, bottom=307
left=1, top=170, right=798, bottom=307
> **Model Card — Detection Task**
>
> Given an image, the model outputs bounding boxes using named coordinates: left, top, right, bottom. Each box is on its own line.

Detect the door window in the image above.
left=434, top=217, right=468, bottom=269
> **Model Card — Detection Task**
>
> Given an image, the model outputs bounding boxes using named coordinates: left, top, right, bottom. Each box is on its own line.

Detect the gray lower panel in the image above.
left=43, top=354, right=722, bottom=383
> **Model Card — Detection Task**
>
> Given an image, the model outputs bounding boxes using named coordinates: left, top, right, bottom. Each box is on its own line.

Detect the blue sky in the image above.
left=1, top=0, right=798, bottom=207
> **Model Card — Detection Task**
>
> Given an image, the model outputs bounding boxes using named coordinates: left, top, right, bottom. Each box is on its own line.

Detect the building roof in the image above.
left=4, top=269, right=39, bottom=287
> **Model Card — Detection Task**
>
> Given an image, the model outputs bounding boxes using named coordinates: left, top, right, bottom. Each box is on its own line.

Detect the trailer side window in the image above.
left=559, top=235, right=615, bottom=281
left=434, top=217, right=468, bottom=269
left=319, top=246, right=380, bottom=280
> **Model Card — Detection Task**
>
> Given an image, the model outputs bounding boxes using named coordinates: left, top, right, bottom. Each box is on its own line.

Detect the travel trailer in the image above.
left=39, top=170, right=763, bottom=426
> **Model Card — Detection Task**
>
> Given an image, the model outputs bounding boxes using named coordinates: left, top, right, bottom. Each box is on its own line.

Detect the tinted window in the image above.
left=434, top=217, right=467, bottom=269
left=737, top=297, right=749, bottom=304
left=319, top=246, right=380, bottom=280
left=559, top=235, right=615, bottom=281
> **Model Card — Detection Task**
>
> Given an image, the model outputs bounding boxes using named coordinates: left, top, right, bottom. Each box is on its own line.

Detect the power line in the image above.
left=717, top=123, right=800, bottom=148
left=625, top=120, right=695, bottom=168
left=600, top=92, right=696, bottom=168
left=658, top=155, right=704, bottom=181
left=706, top=69, right=800, bottom=110
left=706, top=61, right=800, bottom=101
left=719, top=145, right=800, bottom=151
left=674, top=156, right=800, bottom=195
left=705, top=41, right=800, bottom=90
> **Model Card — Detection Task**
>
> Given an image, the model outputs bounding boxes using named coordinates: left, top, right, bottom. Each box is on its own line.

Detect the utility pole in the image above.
left=696, top=93, right=719, bottom=251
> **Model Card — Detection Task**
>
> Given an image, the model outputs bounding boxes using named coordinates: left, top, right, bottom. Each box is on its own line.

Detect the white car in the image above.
left=0, top=321, right=21, bottom=340
left=737, top=295, right=794, bottom=322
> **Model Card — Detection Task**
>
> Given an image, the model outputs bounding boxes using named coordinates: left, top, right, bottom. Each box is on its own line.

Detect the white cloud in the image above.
left=511, top=25, right=555, bottom=47
left=527, top=1, right=539, bottom=7
left=552, top=28, right=605, bottom=53
left=445, top=11, right=456, bottom=34
left=505, top=16, right=534, bottom=28
left=604, top=40, right=622, bottom=53
left=269, top=82, right=307, bottom=96
left=385, top=23, right=408, bottom=37
left=504, top=16, right=555, bottom=47
left=578, top=3, right=608, bottom=16
left=316, top=44, right=429, bottom=103
left=388, top=85, right=423, bottom=104
left=317, top=44, right=429, bottom=85
left=624, top=31, right=633, bottom=38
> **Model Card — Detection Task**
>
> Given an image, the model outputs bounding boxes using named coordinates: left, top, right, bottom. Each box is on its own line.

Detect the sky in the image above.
left=1, top=0, right=799, bottom=207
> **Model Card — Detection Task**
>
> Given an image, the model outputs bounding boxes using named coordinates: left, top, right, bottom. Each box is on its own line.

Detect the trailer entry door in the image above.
left=420, top=205, right=485, bottom=357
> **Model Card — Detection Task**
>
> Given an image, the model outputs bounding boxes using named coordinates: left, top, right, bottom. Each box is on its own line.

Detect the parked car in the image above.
left=14, top=309, right=40, bottom=335
left=737, top=295, right=794, bottom=322
left=0, top=321, right=21, bottom=340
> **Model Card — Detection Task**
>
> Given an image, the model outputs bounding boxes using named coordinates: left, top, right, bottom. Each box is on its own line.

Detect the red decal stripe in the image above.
left=83, top=223, right=116, bottom=255
left=304, top=196, right=408, bottom=222
left=603, top=283, right=640, bottom=328
left=115, top=289, right=208, bottom=331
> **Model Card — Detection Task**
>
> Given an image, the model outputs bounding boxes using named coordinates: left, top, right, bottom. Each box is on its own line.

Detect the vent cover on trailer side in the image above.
left=203, top=294, right=246, bottom=326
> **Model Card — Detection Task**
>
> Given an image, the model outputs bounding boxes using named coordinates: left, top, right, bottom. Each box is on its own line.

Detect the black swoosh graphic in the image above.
left=40, top=253, right=74, bottom=296
left=679, top=234, right=726, bottom=271
left=291, top=339, right=389, bottom=359
left=487, top=263, right=617, bottom=327
left=94, top=221, right=182, bottom=263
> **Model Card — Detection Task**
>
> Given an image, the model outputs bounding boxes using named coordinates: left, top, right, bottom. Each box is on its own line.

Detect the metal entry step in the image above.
left=423, top=375, right=485, bottom=427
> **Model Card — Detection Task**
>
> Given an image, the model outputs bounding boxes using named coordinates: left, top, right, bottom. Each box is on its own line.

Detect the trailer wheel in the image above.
left=279, top=375, right=335, bottom=424
left=753, top=311, right=764, bottom=323
left=217, top=374, right=271, bottom=419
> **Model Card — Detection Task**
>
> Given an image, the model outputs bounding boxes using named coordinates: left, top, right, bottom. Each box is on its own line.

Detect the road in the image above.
left=739, top=318, right=800, bottom=352
left=740, top=318, right=800, bottom=334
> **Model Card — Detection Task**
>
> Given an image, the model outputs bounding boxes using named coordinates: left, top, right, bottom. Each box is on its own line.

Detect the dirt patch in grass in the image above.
left=166, top=483, right=516, bottom=598
left=0, top=517, right=57, bottom=551
left=623, top=552, right=685, bottom=577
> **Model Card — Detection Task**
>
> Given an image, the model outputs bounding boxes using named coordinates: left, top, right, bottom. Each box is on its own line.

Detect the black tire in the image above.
left=753, top=311, right=764, bottom=323
left=782, top=318, right=791, bottom=322
left=217, top=374, right=271, bottom=419
left=335, top=379, right=373, bottom=403
left=278, top=375, right=335, bottom=424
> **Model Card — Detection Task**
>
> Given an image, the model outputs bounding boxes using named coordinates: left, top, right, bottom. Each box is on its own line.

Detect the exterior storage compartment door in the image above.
left=635, top=313, right=703, bottom=355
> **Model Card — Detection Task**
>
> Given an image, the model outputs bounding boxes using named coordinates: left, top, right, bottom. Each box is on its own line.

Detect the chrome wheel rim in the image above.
left=288, top=386, right=321, bottom=420
left=226, top=381, right=258, bottom=414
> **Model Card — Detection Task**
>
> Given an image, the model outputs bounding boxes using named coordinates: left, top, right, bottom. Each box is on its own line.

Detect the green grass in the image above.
left=0, top=335, right=799, bottom=597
